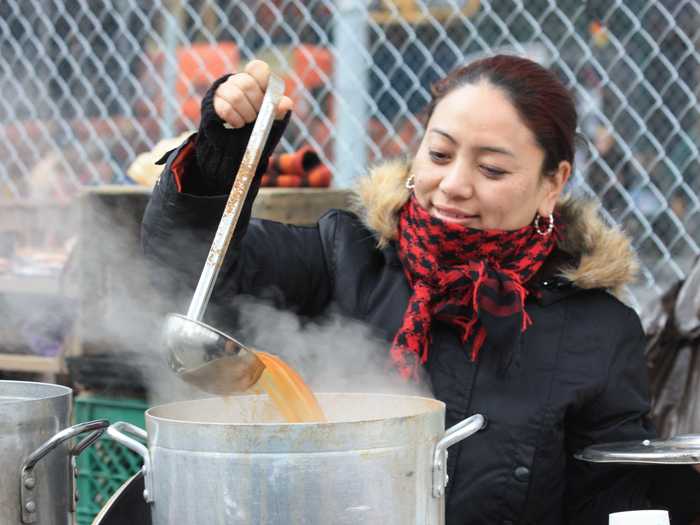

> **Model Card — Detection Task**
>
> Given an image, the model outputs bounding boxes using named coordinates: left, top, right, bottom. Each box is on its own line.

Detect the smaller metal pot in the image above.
left=0, top=380, right=108, bottom=524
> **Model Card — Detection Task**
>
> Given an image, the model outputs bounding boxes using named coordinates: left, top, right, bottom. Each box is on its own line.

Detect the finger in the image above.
left=243, top=60, right=270, bottom=91
left=218, top=74, right=264, bottom=100
left=232, top=74, right=265, bottom=115
left=216, top=79, right=263, bottom=124
left=213, top=95, right=246, bottom=129
left=276, top=95, right=294, bottom=120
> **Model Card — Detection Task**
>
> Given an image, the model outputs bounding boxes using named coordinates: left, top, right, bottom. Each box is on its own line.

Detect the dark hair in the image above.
left=426, top=54, right=578, bottom=175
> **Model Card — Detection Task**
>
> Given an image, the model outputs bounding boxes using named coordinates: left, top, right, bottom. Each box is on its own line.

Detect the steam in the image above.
left=62, top=193, right=430, bottom=408
left=2, top=185, right=428, bottom=409
left=234, top=299, right=431, bottom=397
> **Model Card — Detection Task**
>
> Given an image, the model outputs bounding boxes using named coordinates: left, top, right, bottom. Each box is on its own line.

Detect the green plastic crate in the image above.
left=73, top=395, right=148, bottom=525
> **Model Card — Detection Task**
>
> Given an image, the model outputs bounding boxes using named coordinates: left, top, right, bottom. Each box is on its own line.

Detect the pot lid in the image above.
left=575, top=434, right=700, bottom=464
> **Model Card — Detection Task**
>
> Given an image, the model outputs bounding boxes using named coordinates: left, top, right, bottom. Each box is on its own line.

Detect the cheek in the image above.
left=482, top=179, right=540, bottom=228
left=415, top=171, right=440, bottom=191
left=411, top=158, right=441, bottom=199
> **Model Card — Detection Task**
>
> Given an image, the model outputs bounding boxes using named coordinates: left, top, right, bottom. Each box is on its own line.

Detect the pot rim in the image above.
left=0, top=379, right=71, bottom=405
left=146, top=392, right=445, bottom=427
left=144, top=393, right=446, bottom=453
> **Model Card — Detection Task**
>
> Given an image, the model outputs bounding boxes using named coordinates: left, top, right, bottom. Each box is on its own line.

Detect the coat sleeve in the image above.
left=140, top=77, right=334, bottom=328
left=564, top=305, right=700, bottom=525
left=564, top=306, right=656, bottom=523
left=141, top=169, right=334, bottom=319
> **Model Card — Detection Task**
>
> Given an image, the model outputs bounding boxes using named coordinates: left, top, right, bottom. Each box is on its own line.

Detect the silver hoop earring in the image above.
left=534, top=213, right=554, bottom=236
left=405, top=174, right=415, bottom=190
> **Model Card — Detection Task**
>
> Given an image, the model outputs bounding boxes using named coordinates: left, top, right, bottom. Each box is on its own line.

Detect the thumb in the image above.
left=276, top=95, right=294, bottom=120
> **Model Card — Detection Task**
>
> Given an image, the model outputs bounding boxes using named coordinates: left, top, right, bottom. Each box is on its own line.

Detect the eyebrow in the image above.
left=476, top=145, right=515, bottom=157
left=429, top=128, right=458, bottom=144
left=429, top=128, right=515, bottom=157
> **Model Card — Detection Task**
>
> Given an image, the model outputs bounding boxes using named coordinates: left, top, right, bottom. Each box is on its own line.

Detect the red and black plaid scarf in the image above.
left=391, top=196, right=558, bottom=380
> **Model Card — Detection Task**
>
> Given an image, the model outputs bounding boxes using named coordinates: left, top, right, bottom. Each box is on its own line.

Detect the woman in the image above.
left=142, top=55, right=700, bottom=524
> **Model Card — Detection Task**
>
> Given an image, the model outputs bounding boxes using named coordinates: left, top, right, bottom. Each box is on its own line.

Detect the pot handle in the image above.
left=106, top=422, right=154, bottom=503
left=20, top=419, right=109, bottom=524
left=432, top=413, right=486, bottom=498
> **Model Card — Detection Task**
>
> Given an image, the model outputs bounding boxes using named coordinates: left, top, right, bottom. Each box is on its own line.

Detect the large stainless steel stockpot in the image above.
left=0, top=380, right=108, bottom=524
left=108, top=393, right=484, bottom=525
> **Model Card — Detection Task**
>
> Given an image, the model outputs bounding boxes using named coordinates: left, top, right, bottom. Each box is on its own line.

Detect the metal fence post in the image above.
left=332, top=0, right=369, bottom=188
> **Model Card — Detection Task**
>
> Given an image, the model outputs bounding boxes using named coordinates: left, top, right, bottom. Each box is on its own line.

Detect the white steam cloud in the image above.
left=7, top=191, right=429, bottom=410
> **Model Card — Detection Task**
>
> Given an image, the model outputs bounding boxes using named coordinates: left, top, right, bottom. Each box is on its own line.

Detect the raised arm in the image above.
left=141, top=61, right=333, bottom=328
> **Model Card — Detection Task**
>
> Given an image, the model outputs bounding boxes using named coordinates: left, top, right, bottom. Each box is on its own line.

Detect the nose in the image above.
left=438, top=160, right=474, bottom=200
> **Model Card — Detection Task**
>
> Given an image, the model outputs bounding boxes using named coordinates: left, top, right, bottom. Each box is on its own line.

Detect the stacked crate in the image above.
left=74, top=395, right=148, bottom=525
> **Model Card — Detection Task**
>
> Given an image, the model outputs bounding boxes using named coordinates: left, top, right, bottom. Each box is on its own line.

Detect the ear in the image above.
left=539, top=161, right=571, bottom=216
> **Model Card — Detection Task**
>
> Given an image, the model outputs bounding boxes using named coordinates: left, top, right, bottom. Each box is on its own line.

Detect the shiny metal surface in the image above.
left=108, top=393, right=485, bottom=525
left=0, top=380, right=71, bottom=525
left=107, top=422, right=152, bottom=502
left=163, top=74, right=284, bottom=396
left=575, top=434, right=700, bottom=464
left=20, top=419, right=109, bottom=522
left=163, top=313, right=264, bottom=395
left=432, top=414, right=485, bottom=497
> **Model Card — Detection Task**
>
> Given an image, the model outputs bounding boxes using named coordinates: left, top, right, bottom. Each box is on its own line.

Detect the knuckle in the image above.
left=227, top=112, right=244, bottom=128
left=213, top=97, right=228, bottom=118
left=214, top=100, right=242, bottom=126
left=245, top=60, right=270, bottom=86
left=236, top=74, right=258, bottom=94
left=228, top=88, right=245, bottom=105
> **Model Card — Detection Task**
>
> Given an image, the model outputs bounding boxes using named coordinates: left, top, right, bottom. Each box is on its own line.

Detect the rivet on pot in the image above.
left=24, top=477, right=35, bottom=489
left=25, top=501, right=36, bottom=513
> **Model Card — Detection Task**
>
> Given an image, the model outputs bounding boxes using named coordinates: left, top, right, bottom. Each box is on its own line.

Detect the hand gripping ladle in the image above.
left=162, top=74, right=285, bottom=396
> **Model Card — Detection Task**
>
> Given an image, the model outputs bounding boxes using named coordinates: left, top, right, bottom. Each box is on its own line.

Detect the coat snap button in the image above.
left=514, top=465, right=530, bottom=482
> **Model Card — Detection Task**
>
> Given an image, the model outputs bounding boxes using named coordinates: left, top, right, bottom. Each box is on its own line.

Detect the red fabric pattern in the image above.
left=170, top=138, right=196, bottom=192
left=391, top=196, right=559, bottom=380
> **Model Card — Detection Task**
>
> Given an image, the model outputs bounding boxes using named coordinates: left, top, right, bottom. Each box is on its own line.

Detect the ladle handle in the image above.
left=187, top=74, right=286, bottom=321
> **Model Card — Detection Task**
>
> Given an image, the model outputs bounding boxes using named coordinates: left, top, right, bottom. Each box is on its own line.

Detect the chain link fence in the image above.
left=0, top=0, right=698, bottom=306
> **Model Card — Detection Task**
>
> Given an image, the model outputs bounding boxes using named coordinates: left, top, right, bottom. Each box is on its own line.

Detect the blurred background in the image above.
left=1, top=0, right=698, bottom=309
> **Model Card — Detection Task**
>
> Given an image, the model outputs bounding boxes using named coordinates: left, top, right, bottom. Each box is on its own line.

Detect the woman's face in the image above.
left=412, top=80, right=570, bottom=231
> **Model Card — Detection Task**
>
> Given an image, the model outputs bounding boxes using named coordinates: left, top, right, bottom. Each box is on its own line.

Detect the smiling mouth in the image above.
left=433, top=206, right=479, bottom=221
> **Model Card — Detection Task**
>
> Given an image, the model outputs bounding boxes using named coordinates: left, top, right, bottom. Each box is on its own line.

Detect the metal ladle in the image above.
left=162, top=74, right=285, bottom=396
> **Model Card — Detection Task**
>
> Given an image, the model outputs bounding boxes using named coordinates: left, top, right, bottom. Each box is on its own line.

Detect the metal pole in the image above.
left=160, top=0, right=182, bottom=140
left=332, top=0, right=369, bottom=187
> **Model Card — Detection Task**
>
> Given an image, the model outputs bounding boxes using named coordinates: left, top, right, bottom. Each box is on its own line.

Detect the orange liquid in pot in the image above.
left=249, top=351, right=326, bottom=423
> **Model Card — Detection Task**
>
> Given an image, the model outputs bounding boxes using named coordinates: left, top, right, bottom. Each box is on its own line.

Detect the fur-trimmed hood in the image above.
left=351, top=160, right=638, bottom=296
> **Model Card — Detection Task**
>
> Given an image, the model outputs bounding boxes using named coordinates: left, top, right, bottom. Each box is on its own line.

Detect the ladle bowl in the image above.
left=162, top=313, right=264, bottom=395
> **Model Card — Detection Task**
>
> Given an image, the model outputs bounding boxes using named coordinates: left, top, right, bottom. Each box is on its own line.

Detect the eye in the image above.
left=480, top=165, right=507, bottom=178
left=429, top=150, right=451, bottom=163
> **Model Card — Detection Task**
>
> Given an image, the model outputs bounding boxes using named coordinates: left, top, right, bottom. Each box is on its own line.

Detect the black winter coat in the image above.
left=141, top=81, right=700, bottom=525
